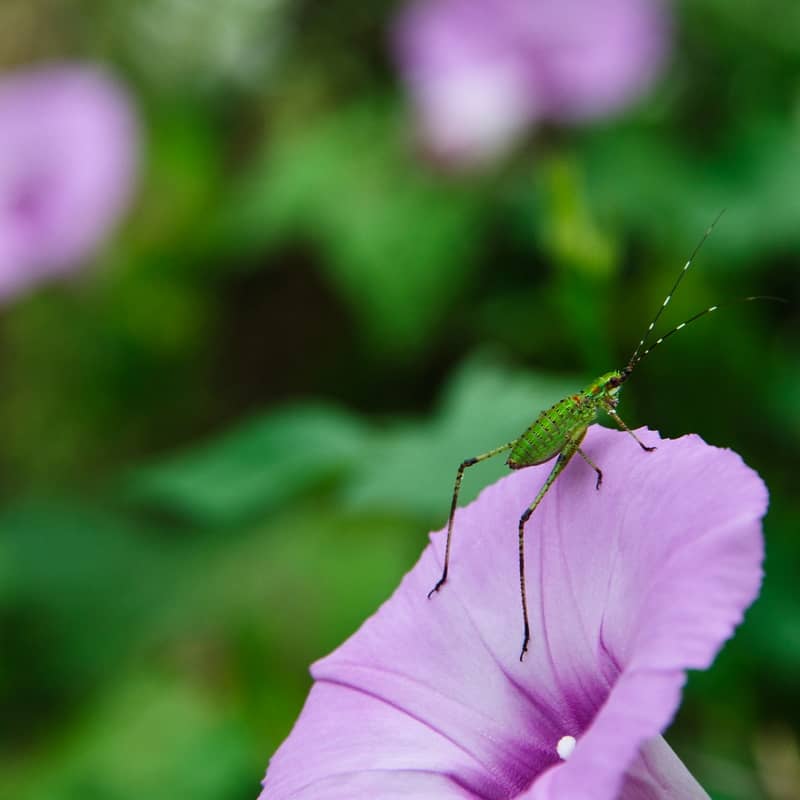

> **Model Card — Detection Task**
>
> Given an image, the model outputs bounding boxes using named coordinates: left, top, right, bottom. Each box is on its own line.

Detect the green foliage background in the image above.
left=0, top=1, right=798, bottom=798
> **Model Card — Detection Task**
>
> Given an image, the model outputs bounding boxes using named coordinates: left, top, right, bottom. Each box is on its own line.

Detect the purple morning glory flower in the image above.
left=393, top=0, right=670, bottom=165
left=261, top=426, right=767, bottom=799
left=0, top=64, right=139, bottom=299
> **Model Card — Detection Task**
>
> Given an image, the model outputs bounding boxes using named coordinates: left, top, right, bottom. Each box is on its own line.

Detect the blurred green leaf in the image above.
left=126, top=405, right=369, bottom=525
left=134, top=101, right=225, bottom=247
left=538, top=154, right=619, bottom=279
left=0, top=499, right=179, bottom=653
left=343, top=355, right=578, bottom=519
left=0, top=500, right=185, bottom=745
left=214, top=101, right=486, bottom=355
left=127, top=356, right=579, bottom=527
left=0, top=675, right=255, bottom=800
left=581, top=117, right=800, bottom=265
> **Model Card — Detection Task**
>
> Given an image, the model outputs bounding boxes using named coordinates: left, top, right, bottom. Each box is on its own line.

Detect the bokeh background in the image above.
left=0, top=1, right=798, bottom=798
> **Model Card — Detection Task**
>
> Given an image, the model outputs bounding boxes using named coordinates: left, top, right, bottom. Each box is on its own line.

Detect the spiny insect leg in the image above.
left=428, top=441, right=515, bottom=599
left=607, top=408, right=656, bottom=452
left=518, top=429, right=585, bottom=661
left=577, top=447, right=603, bottom=489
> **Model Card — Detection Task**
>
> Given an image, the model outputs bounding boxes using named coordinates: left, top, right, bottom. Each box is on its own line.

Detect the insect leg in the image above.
left=428, top=440, right=515, bottom=599
left=606, top=408, right=656, bottom=452
left=518, top=429, right=585, bottom=661
left=577, top=447, right=603, bottom=489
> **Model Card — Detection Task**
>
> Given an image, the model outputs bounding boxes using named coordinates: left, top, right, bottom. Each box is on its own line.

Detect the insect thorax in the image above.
left=506, top=371, right=624, bottom=470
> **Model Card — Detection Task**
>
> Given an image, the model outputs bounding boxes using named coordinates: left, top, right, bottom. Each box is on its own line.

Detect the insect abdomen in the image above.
left=507, top=395, right=598, bottom=468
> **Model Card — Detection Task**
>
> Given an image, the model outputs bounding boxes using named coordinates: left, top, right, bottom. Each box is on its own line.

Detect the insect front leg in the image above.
left=428, top=441, right=516, bottom=598
left=517, top=429, right=585, bottom=661
left=606, top=408, right=656, bottom=452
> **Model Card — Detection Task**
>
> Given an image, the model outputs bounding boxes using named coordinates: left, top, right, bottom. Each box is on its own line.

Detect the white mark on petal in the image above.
left=556, top=735, right=577, bottom=760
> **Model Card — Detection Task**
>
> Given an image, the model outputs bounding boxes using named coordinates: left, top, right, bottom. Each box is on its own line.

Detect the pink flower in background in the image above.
left=394, top=0, right=670, bottom=165
left=261, top=427, right=766, bottom=799
left=0, top=64, right=139, bottom=299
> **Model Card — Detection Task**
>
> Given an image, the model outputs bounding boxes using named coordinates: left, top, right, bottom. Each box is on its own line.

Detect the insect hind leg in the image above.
left=428, top=441, right=515, bottom=599
left=518, top=430, right=585, bottom=661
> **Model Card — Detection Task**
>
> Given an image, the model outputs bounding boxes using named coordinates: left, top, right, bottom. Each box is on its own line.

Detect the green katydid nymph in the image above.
left=428, top=213, right=780, bottom=661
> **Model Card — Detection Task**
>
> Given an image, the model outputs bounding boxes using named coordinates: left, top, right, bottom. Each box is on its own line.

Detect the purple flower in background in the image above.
left=0, top=64, right=139, bottom=299
left=262, top=427, right=767, bottom=799
left=394, top=0, right=670, bottom=165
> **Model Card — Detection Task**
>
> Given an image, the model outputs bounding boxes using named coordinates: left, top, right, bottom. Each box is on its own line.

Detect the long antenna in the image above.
left=627, top=209, right=726, bottom=368
left=627, top=295, right=786, bottom=368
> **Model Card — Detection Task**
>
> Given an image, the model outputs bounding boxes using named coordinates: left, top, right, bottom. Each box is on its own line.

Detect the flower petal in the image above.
left=618, top=736, right=709, bottom=800
left=262, top=427, right=766, bottom=798
left=0, top=64, right=139, bottom=298
left=393, top=0, right=670, bottom=164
